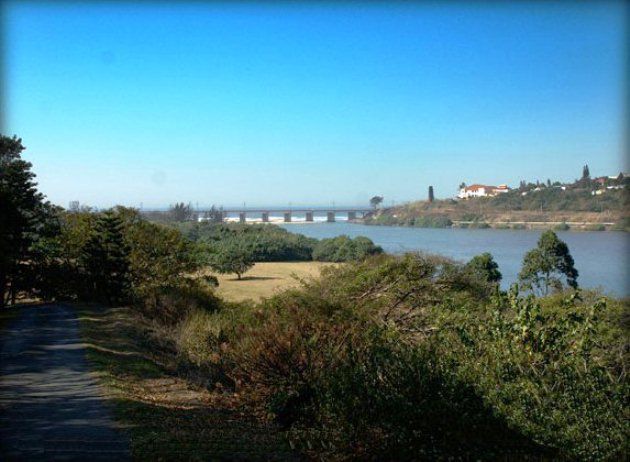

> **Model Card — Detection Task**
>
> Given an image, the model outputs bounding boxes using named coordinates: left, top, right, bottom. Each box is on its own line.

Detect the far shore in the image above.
left=219, top=217, right=625, bottom=231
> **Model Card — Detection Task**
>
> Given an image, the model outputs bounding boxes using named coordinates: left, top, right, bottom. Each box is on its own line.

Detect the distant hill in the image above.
left=365, top=184, right=629, bottom=231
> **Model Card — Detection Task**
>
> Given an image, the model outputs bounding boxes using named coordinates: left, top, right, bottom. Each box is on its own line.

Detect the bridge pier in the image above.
left=239, top=212, right=246, bottom=223
left=306, top=211, right=314, bottom=222
left=327, top=211, right=335, bottom=222
left=347, top=211, right=356, bottom=221
left=284, top=212, right=292, bottom=222
left=262, top=212, right=269, bottom=223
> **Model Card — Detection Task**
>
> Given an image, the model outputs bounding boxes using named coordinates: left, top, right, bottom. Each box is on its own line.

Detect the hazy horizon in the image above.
left=3, top=1, right=628, bottom=208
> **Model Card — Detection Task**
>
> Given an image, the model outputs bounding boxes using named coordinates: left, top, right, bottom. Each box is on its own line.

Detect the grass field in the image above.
left=209, top=261, right=335, bottom=302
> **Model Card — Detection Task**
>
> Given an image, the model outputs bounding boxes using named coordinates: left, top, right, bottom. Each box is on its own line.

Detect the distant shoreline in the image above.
left=222, top=217, right=625, bottom=231
left=362, top=219, right=625, bottom=232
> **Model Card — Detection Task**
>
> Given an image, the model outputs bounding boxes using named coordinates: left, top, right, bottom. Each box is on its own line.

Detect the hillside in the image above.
left=366, top=186, right=629, bottom=230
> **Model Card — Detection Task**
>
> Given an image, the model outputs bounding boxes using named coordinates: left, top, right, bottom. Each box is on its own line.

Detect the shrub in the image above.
left=554, top=222, right=570, bottom=231
left=469, top=221, right=490, bottom=229
left=312, top=235, right=383, bottom=262
left=139, top=280, right=222, bottom=325
left=165, top=253, right=627, bottom=460
left=412, top=216, right=453, bottom=228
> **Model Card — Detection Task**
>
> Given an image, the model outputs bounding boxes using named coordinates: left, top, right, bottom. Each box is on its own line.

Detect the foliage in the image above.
left=176, top=222, right=317, bottom=262
left=173, top=222, right=381, bottom=263
left=428, top=185, right=434, bottom=202
left=123, top=213, right=203, bottom=297
left=311, top=235, right=383, bottom=262
left=369, top=195, right=383, bottom=209
left=80, top=212, right=131, bottom=304
left=441, top=288, right=628, bottom=460
left=209, top=241, right=255, bottom=279
left=466, top=252, right=502, bottom=283
left=169, top=202, right=196, bottom=222
left=0, top=134, right=60, bottom=307
left=365, top=214, right=453, bottom=228
left=173, top=253, right=626, bottom=460
left=519, top=230, right=579, bottom=295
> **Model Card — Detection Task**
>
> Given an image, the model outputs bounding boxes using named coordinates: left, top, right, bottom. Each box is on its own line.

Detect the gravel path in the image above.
left=0, top=304, right=130, bottom=461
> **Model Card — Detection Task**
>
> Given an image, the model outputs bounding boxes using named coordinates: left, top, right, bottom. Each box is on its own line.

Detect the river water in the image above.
left=278, top=222, right=629, bottom=297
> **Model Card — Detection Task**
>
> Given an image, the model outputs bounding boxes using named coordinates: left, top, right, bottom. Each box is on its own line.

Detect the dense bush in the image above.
left=364, top=214, right=453, bottom=228
left=174, top=222, right=382, bottom=263
left=311, top=235, right=383, bottom=262
left=174, top=222, right=316, bottom=261
left=171, top=253, right=628, bottom=460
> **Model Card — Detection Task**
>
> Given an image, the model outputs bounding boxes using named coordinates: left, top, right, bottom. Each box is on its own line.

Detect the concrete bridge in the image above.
left=201, top=208, right=372, bottom=223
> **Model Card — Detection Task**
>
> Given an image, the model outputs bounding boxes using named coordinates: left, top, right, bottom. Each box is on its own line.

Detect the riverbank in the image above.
left=360, top=192, right=629, bottom=231
left=365, top=219, right=623, bottom=231
left=278, top=222, right=629, bottom=296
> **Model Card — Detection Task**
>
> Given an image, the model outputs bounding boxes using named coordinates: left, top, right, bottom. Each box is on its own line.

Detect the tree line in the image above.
left=0, top=134, right=383, bottom=305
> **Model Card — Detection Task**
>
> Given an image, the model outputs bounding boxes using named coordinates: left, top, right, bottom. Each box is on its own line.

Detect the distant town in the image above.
left=457, top=166, right=627, bottom=200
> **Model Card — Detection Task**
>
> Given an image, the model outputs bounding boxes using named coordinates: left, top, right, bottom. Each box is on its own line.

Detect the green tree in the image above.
left=518, top=230, right=578, bottom=295
left=169, top=202, right=195, bottom=222
left=210, top=241, right=254, bottom=279
left=466, top=252, right=502, bottom=283
left=312, top=235, right=383, bottom=262
left=0, top=135, right=57, bottom=307
left=370, top=196, right=384, bottom=210
left=81, top=212, right=131, bottom=304
left=428, top=186, right=434, bottom=202
left=582, top=164, right=590, bottom=180
left=125, top=218, right=202, bottom=296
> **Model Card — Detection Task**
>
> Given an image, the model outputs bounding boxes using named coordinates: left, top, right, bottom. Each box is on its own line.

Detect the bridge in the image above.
left=199, top=207, right=372, bottom=223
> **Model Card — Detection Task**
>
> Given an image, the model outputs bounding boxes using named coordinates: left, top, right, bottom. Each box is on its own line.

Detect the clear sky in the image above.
left=2, top=1, right=628, bottom=208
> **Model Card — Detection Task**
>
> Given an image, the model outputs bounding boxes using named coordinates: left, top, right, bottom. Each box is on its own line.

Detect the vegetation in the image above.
left=81, top=212, right=131, bottom=304
left=519, top=230, right=579, bottom=295
left=369, top=195, right=383, bottom=209
left=208, top=241, right=254, bottom=279
left=365, top=169, right=629, bottom=230
left=0, top=135, right=60, bottom=307
left=176, top=222, right=316, bottom=262
left=3, top=134, right=628, bottom=460
left=466, top=252, right=502, bottom=283
left=174, top=221, right=382, bottom=264
left=76, top=303, right=295, bottom=460
left=311, top=235, right=383, bottom=262
left=168, top=253, right=628, bottom=460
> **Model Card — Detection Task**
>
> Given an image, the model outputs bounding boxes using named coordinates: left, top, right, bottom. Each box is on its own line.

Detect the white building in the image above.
left=458, top=184, right=510, bottom=199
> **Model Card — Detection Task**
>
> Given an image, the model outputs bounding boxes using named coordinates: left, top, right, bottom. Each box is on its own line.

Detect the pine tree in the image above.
left=0, top=135, right=57, bottom=307
left=81, top=212, right=130, bottom=304
left=582, top=164, right=590, bottom=180
left=428, top=186, right=434, bottom=202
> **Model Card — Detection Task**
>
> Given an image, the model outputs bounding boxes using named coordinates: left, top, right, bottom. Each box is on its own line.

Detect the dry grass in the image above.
left=75, top=303, right=297, bottom=460
left=208, top=261, right=336, bottom=303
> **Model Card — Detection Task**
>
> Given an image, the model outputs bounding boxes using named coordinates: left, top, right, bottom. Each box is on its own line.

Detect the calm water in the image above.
left=278, top=223, right=630, bottom=297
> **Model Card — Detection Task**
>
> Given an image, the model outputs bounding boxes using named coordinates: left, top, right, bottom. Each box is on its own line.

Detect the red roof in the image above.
left=465, top=184, right=497, bottom=191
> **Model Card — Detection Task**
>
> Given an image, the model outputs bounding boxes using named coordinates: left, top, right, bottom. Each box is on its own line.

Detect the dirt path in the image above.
left=0, top=304, right=130, bottom=461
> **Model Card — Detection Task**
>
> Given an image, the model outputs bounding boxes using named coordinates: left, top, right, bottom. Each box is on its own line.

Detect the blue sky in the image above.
left=3, top=1, right=628, bottom=208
